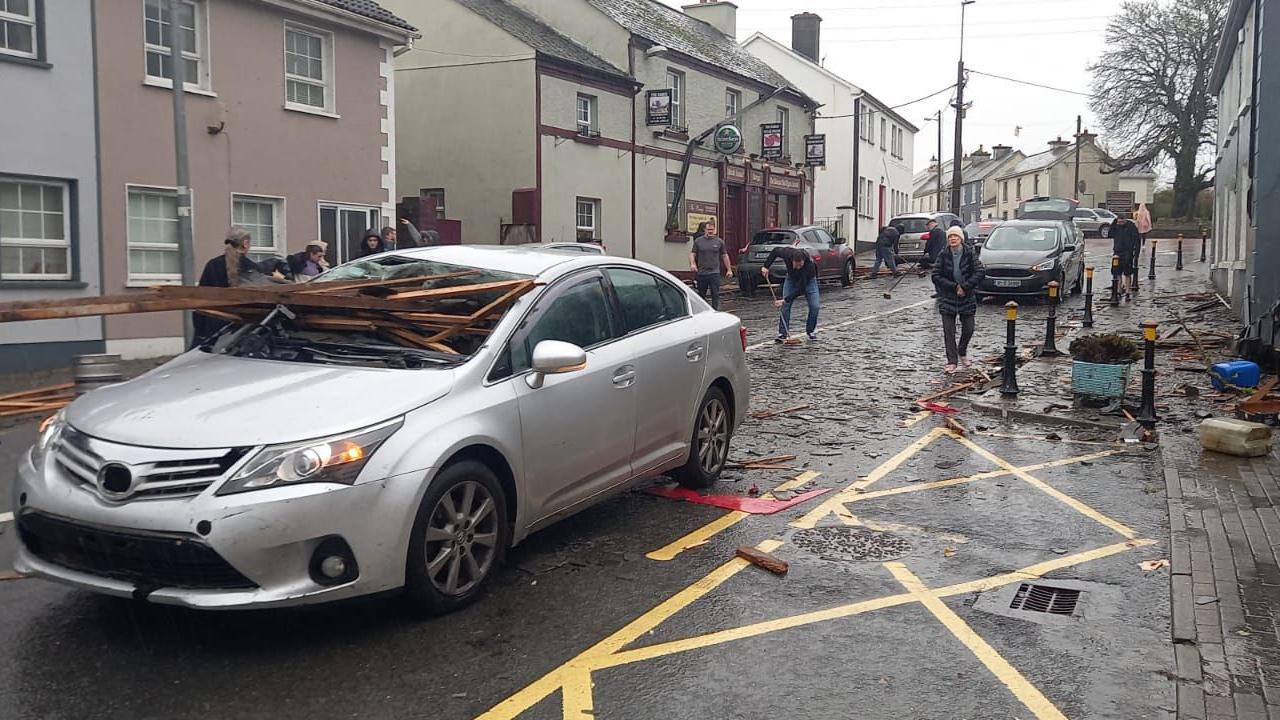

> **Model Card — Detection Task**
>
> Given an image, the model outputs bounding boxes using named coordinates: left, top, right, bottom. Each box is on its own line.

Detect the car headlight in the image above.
left=31, top=409, right=66, bottom=471
left=1031, top=259, right=1056, bottom=272
left=216, top=419, right=402, bottom=495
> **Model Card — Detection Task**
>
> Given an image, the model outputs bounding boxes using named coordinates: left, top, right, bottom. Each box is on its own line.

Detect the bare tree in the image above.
left=1089, top=0, right=1227, bottom=218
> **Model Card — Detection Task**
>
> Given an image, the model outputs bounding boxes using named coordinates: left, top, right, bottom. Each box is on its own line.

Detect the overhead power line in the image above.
left=967, top=69, right=1094, bottom=98
left=816, top=83, right=956, bottom=120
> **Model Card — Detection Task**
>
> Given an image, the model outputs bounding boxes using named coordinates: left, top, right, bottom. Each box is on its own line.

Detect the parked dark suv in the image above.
left=737, top=226, right=855, bottom=297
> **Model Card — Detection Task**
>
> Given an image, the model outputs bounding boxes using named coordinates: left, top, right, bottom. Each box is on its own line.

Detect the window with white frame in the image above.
left=0, top=0, right=38, bottom=59
left=666, top=69, right=685, bottom=129
left=284, top=23, right=334, bottom=112
left=725, top=88, right=740, bottom=119
left=865, top=110, right=875, bottom=143
left=576, top=93, right=596, bottom=134
left=127, top=187, right=181, bottom=283
left=880, top=118, right=886, bottom=149
left=777, top=107, right=789, bottom=151
left=144, top=0, right=207, bottom=89
left=665, top=174, right=681, bottom=217
left=0, top=178, right=70, bottom=280
left=575, top=198, right=599, bottom=241
left=231, top=195, right=284, bottom=259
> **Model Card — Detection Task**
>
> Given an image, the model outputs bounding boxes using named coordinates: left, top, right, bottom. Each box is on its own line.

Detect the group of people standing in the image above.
left=192, top=218, right=435, bottom=343
left=1109, top=203, right=1152, bottom=301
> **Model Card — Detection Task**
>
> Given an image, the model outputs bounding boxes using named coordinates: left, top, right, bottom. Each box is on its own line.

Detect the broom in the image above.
left=883, top=262, right=915, bottom=300
left=766, top=275, right=803, bottom=345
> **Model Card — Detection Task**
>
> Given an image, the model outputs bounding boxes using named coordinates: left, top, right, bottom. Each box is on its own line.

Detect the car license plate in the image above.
left=994, top=279, right=1021, bottom=288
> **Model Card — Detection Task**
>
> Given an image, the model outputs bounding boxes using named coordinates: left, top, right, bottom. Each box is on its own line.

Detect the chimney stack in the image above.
left=970, top=145, right=991, bottom=159
left=1048, top=136, right=1071, bottom=152
left=791, top=12, right=822, bottom=64
left=682, top=1, right=738, bottom=38
left=991, top=144, right=1012, bottom=160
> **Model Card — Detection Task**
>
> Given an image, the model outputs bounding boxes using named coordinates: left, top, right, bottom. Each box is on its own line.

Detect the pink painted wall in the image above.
left=98, top=0, right=389, bottom=340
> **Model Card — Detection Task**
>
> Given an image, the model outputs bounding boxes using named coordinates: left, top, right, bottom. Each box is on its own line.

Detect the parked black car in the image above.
left=963, top=220, right=1000, bottom=250
left=976, top=219, right=1086, bottom=298
left=737, top=225, right=855, bottom=297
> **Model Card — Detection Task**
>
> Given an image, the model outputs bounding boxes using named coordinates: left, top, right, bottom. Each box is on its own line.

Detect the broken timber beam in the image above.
left=736, top=546, right=789, bottom=575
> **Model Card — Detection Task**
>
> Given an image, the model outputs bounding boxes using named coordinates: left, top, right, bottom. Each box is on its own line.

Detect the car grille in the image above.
left=18, top=512, right=257, bottom=590
left=985, top=268, right=1035, bottom=279
left=54, top=426, right=249, bottom=501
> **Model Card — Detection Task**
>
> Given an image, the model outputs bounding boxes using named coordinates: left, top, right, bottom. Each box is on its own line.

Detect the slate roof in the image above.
left=317, top=0, right=416, bottom=32
left=587, top=0, right=807, bottom=97
left=1001, top=147, right=1067, bottom=178
left=455, top=0, right=629, bottom=79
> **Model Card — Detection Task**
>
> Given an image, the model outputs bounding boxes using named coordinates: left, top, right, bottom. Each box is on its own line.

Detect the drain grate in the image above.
left=790, top=527, right=912, bottom=562
left=1009, top=583, right=1081, bottom=615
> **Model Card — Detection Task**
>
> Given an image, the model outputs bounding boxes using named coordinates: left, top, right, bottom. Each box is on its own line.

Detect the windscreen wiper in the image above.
left=213, top=304, right=296, bottom=356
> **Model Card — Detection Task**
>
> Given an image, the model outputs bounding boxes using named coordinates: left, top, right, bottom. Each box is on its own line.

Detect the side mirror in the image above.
left=833, top=237, right=848, bottom=245
left=526, top=340, right=587, bottom=389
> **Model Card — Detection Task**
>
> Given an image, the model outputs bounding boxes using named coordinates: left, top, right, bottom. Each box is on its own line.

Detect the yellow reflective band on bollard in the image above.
left=1005, top=302, right=1018, bottom=321
left=1143, top=322, right=1158, bottom=342
left=1086, top=266, right=1094, bottom=279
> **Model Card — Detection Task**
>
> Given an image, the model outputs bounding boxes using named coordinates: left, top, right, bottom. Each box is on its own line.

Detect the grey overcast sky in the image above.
left=658, top=0, right=1122, bottom=175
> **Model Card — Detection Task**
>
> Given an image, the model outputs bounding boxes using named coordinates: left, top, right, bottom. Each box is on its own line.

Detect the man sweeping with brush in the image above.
left=761, top=244, right=820, bottom=344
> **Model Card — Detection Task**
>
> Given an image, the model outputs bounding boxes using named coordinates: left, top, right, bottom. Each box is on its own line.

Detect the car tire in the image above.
left=840, top=258, right=855, bottom=287
left=404, top=460, right=510, bottom=615
left=673, top=386, right=732, bottom=490
left=1099, top=224, right=1111, bottom=239
left=1072, top=264, right=1084, bottom=295
left=740, top=273, right=758, bottom=298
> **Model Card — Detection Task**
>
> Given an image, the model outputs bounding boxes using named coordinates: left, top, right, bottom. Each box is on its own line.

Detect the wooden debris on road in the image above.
left=944, top=417, right=968, bottom=437
left=0, top=384, right=74, bottom=420
left=727, top=454, right=798, bottom=470
left=915, top=381, right=979, bottom=405
left=736, top=546, right=789, bottom=575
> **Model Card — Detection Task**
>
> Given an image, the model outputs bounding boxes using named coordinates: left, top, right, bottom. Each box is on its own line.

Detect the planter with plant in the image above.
left=1068, top=334, right=1141, bottom=401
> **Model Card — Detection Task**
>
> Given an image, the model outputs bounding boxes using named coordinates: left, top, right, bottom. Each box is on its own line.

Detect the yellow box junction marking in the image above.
left=888, top=563, right=1070, bottom=720
left=647, top=471, right=820, bottom=561
left=479, top=422, right=1155, bottom=720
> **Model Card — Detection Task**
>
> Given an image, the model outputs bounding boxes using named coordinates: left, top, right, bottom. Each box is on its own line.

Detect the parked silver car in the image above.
left=1070, top=207, right=1116, bottom=238
left=13, top=246, right=749, bottom=613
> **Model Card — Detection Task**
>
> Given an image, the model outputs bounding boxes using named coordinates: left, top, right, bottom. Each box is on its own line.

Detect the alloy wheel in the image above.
left=423, top=480, right=498, bottom=596
left=696, top=398, right=729, bottom=475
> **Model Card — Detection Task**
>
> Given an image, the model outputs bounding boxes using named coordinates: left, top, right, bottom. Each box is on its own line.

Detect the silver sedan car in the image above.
left=13, top=246, right=749, bottom=614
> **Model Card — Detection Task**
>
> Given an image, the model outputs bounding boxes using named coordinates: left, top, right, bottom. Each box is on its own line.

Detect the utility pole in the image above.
left=950, top=0, right=975, bottom=216
left=1072, top=114, right=1083, bottom=201
left=168, top=0, right=195, bottom=346
left=935, top=110, right=943, bottom=212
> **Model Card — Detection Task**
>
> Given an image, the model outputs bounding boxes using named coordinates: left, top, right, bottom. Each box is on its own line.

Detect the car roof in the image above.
left=381, top=244, right=662, bottom=282
left=758, top=226, right=820, bottom=233
left=990, top=219, right=1067, bottom=228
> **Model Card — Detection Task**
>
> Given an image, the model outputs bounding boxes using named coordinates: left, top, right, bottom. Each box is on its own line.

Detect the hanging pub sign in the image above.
left=646, top=89, right=673, bottom=126
left=713, top=125, right=743, bottom=155
left=805, top=134, right=826, bottom=167
left=760, top=122, right=784, bottom=160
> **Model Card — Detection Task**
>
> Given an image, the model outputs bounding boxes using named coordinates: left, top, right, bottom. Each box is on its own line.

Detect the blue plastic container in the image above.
left=1211, top=360, right=1261, bottom=391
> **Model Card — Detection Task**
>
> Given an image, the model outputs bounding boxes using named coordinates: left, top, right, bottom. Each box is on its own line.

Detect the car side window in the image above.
left=504, top=275, right=616, bottom=377
left=1071, top=210, right=1091, bottom=219
left=802, top=229, right=826, bottom=248
left=606, top=268, right=686, bottom=333
left=815, top=228, right=836, bottom=246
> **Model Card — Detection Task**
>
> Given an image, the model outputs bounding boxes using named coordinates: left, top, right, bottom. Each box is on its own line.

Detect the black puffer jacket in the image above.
left=932, top=245, right=986, bottom=316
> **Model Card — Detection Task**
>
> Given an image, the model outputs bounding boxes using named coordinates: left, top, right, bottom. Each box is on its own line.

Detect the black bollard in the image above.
left=1200, top=227, right=1208, bottom=263
left=1001, top=301, right=1021, bottom=397
left=1082, top=266, right=1095, bottom=328
left=1176, top=234, right=1184, bottom=271
left=1137, top=320, right=1159, bottom=429
left=1109, top=254, right=1121, bottom=307
left=1041, top=281, right=1064, bottom=356
left=1148, top=239, right=1158, bottom=280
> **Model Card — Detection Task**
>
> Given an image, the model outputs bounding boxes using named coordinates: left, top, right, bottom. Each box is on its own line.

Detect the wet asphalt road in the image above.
left=0, top=238, right=1178, bottom=719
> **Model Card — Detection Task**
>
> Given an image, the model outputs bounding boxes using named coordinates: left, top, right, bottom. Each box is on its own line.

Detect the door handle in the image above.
left=686, top=344, right=705, bottom=362
left=612, top=366, right=636, bottom=387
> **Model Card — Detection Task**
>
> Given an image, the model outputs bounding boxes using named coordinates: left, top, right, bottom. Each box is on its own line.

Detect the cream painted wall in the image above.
left=386, top=0, right=537, bottom=244
left=1118, top=177, right=1155, bottom=206
left=508, top=0, right=632, bottom=70
left=538, top=74, right=634, bottom=251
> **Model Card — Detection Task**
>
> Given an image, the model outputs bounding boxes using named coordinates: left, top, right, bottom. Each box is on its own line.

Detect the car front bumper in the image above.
left=13, top=447, right=429, bottom=609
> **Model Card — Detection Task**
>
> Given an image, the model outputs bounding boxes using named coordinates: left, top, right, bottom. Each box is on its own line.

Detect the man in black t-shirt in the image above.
left=761, top=244, right=820, bottom=342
